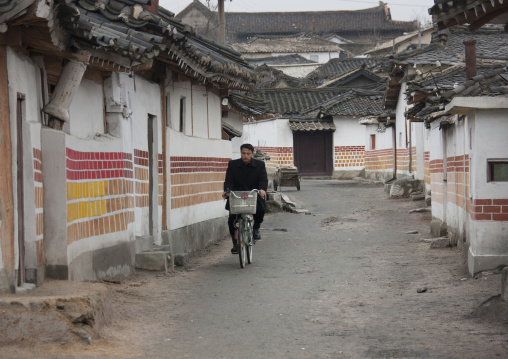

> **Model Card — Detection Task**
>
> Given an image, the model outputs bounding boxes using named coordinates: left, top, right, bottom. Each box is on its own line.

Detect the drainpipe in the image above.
left=463, top=39, right=477, bottom=80
left=42, top=51, right=90, bottom=128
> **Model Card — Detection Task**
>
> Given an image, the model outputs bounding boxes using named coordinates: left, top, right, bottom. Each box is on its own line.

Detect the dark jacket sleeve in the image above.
left=224, top=160, right=234, bottom=192
left=258, top=161, right=268, bottom=192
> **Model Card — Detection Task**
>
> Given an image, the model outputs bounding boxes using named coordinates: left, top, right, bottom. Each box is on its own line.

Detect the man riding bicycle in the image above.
left=223, top=144, right=268, bottom=254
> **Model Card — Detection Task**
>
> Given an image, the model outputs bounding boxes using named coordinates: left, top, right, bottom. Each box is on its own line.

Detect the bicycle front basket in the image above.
left=229, top=191, right=258, bottom=214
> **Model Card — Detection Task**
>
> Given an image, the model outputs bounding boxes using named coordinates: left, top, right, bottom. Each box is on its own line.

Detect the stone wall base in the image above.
left=431, top=216, right=448, bottom=237
left=332, top=169, right=364, bottom=179
left=468, top=248, right=508, bottom=276
left=66, top=240, right=136, bottom=281
left=163, top=216, right=228, bottom=255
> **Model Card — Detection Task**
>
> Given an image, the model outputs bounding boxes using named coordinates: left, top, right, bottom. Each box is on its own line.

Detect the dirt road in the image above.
left=4, top=180, right=508, bottom=358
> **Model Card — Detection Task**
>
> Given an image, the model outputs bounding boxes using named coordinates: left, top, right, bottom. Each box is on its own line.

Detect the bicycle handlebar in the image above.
left=226, top=189, right=260, bottom=199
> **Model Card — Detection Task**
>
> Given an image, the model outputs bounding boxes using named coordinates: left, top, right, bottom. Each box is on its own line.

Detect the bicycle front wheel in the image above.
left=246, top=222, right=253, bottom=264
left=238, top=219, right=246, bottom=268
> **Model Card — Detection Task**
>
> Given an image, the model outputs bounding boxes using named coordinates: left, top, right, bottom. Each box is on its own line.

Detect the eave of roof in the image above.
left=288, top=119, right=336, bottom=132
left=429, top=0, right=508, bottom=31
left=50, top=0, right=257, bottom=90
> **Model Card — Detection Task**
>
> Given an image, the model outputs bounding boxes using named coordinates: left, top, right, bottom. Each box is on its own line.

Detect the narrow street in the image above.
left=5, top=180, right=508, bottom=358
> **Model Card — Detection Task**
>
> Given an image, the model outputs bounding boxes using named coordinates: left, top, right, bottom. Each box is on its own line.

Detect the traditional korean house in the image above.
left=235, top=88, right=388, bottom=178
left=0, top=0, right=255, bottom=292
left=381, top=4, right=508, bottom=274
left=177, top=1, right=418, bottom=55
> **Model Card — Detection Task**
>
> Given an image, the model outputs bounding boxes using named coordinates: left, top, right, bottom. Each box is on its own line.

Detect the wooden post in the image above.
left=0, top=34, right=16, bottom=293
left=218, top=0, right=225, bottom=45
left=160, top=80, right=167, bottom=230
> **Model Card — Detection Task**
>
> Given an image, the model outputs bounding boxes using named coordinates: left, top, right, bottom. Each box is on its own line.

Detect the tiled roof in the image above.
left=248, top=54, right=317, bottom=67
left=405, top=66, right=508, bottom=121
left=231, top=34, right=342, bottom=54
left=224, top=5, right=417, bottom=37
left=306, top=58, right=386, bottom=83
left=288, top=119, right=336, bottom=132
left=254, top=65, right=309, bottom=89
left=318, top=67, right=385, bottom=89
left=394, top=26, right=508, bottom=66
left=226, top=92, right=268, bottom=116
left=0, top=0, right=35, bottom=23
left=242, top=87, right=389, bottom=119
left=222, top=121, right=242, bottom=138
left=303, top=89, right=389, bottom=118
left=55, top=0, right=256, bottom=90
left=247, top=88, right=350, bottom=116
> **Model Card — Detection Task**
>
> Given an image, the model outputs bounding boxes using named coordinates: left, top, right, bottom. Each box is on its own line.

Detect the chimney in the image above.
left=146, top=0, right=159, bottom=15
left=463, top=39, right=477, bottom=80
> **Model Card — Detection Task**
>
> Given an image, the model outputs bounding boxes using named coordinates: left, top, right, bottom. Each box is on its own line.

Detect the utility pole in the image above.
left=218, top=0, right=225, bottom=45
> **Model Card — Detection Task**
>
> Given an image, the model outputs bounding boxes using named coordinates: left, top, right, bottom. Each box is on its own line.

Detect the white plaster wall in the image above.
left=240, top=119, right=293, bottom=150
left=414, top=123, right=425, bottom=181
left=68, top=79, right=104, bottom=139
left=395, top=83, right=409, bottom=151
left=272, top=51, right=338, bottom=63
left=273, top=64, right=321, bottom=78
left=208, top=91, right=222, bottom=139
left=224, top=112, right=244, bottom=159
left=168, top=128, right=232, bottom=230
left=364, top=124, right=393, bottom=151
left=429, top=120, right=445, bottom=222
left=122, top=74, right=163, bottom=240
left=192, top=85, right=208, bottom=138
left=468, top=110, right=508, bottom=263
left=333, top=118, right=365, bottom=147
left=470, top=109, right=508, bottom=199
left=167, top=81, right=192, bottom=135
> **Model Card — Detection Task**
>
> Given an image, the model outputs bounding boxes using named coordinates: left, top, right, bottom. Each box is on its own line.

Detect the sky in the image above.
left=160, top=0, right=437, bottom=23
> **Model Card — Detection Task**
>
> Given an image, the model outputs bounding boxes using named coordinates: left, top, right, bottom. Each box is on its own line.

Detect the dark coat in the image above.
left=224, top=158, right=268, bottom=210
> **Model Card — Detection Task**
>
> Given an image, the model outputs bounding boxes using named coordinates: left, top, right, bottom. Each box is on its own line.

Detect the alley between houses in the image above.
left=2, top=180, right=508, bottom=358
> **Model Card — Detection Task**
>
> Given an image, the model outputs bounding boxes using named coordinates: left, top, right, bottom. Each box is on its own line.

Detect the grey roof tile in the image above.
left=289, top=119, right=336, bottom=132
left=56, top=0, right=256, bottom=89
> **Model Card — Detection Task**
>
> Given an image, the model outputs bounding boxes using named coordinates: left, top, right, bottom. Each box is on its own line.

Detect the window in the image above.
left=310, top=55, right=319, bottom=62
left=488, top=160, right=508, bottom=182
left=179, top=96, right=186, bottom=133
left=370, top=134, right=376, bottom=150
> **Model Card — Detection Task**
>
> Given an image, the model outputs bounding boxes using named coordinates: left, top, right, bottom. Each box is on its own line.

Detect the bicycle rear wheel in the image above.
left=238, top=219, right=246, bottom=268
left=246, top=221, right=253, bottom=264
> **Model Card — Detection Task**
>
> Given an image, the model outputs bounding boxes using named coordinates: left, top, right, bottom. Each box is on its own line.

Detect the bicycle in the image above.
left=226, top=189, right=260, bottom=268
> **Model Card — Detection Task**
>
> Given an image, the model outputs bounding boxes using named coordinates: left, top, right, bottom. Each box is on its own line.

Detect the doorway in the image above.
left=293, top=131, right=333, bottom=176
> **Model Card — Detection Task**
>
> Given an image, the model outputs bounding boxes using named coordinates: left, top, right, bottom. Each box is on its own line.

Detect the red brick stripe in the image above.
left=66, top=149, right=134, bottom=180
left=471, top=199, right=508, bottom=221
left=170, top=156, right=230, bottom=174
left=335, top=146, right=365, bottom=152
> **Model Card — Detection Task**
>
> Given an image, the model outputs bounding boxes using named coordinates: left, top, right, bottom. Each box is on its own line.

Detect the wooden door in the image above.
left=293, top=131, right=333, bottom=176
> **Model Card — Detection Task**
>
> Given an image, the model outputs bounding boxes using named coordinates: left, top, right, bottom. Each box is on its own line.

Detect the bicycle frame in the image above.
left=227, top=189, right=259, bottom=268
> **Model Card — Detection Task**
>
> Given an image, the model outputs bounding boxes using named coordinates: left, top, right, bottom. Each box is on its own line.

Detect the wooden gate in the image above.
left=293, top=131, right=333, bottom=176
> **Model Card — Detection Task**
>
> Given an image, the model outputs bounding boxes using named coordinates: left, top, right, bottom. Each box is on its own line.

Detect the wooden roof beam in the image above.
left=469, top=4, right=508, bottom=31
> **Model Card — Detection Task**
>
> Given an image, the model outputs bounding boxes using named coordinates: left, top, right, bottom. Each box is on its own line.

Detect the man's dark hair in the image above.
left=240, top=143, right=255, bottom=153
